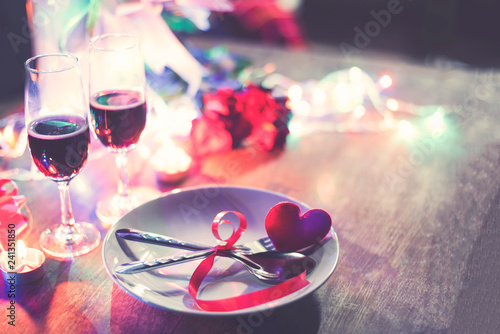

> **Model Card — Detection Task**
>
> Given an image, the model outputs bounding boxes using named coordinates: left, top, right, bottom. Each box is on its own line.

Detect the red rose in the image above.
left=237, top=85, right=279, bottom=127
left=250, top=122, right=289, bottom=151
left=192, top=85, right=291, bottom=155
left=202, top=89, right=234, bottom=119
left=224, top=112, right=253, bottom=148
left=190, top=116, right=232, bottom=157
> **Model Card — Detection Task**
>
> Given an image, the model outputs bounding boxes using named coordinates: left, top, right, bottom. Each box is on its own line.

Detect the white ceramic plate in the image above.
left=102, top=186, right=339, bottom=316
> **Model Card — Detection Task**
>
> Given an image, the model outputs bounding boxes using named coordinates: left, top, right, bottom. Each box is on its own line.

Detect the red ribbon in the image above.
left=188, top=211, right=309, bottom=312
left=0, top=179, right=29, bottom=250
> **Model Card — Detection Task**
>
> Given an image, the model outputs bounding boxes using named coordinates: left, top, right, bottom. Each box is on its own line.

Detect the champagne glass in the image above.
left=25, top=54, right=100, bottom=258
left=89, top=34, right=147, bottom=226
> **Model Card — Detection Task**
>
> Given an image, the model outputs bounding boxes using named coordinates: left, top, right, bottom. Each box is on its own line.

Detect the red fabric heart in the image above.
left=265, top=202, right=332, bottom=252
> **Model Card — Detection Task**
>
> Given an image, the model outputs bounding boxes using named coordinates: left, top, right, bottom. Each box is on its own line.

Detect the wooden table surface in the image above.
left=1, top=38, right=500, bottom=334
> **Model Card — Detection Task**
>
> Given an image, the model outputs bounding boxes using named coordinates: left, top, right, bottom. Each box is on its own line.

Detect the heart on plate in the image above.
left=265, top=202, right=332, bottom=252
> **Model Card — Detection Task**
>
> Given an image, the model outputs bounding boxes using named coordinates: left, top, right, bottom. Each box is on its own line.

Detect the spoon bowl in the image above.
left=115, top=249, right=316, bottom=284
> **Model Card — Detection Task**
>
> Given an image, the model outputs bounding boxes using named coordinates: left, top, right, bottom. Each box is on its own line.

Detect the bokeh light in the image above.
left=379, top=74, right=393, bottom=88
left=293, top=100, right=311, bottom=116
left=312, top=87, right=327, bottom=107
left=386, top=98, right=399, bottom=111
left=426, top=109, right=446, bottom=135
left=353, top=105, right=366, bottom=118
left=288, top=118, right=305, bottom=136
left=398, top=120, right=416, bottom=139
left=287, top=84, right=302, bottom=103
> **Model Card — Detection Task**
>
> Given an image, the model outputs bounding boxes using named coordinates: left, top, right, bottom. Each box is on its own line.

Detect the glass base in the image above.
left=96, top=187, right=161, bottom=228
left=40, top=222, right=101, bottom=259
left=96, top=193, right=141, bottom=228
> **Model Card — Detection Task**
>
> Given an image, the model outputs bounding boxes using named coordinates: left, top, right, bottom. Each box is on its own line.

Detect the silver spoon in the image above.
left=115, top=249, right=315, bottom=283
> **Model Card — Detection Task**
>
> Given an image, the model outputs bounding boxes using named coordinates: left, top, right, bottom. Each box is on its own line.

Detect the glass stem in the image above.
left=116, top=151, right=130, bottom=198
left=57, top=180, right=77, bottom=243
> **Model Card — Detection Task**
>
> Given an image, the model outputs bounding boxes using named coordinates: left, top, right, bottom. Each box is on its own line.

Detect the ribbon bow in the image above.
left=0, top=179, right=29, bottom=250
left=188, top=211, right=309, bottom=312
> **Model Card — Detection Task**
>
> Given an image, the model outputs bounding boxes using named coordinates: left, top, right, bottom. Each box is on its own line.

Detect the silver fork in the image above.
left=115, top=228, right=276, bottom=253
left=238, top=235, right=276, bottom=252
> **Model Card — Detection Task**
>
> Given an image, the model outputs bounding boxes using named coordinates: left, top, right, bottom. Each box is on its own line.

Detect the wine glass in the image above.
left=25, top=54, right=100, bottom=258
left=89, top=34, right=147, bottom=226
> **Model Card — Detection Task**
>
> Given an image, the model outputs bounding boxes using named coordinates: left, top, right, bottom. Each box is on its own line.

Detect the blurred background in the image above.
left=0, top=1, right=32, bottom=103
left=2, top=0, right=500, bottom=103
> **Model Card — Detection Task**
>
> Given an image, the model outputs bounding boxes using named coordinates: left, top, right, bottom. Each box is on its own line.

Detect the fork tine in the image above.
left=236, top=237, right=276, bottom=252
left=235, top=237, right=266, bottom=253
left=262, top=238, right=275, bottom=251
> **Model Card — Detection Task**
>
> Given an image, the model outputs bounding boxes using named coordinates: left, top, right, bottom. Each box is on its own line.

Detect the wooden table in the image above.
left=1, top=38, right=500, bottom=334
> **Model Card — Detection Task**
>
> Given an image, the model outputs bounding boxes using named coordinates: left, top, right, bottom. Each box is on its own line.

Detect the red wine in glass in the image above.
left=90, top=89, right=147, bottom=150
left=28, top=115, right=90, bottom=181
left=25, top=53, right=100, bottom=259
